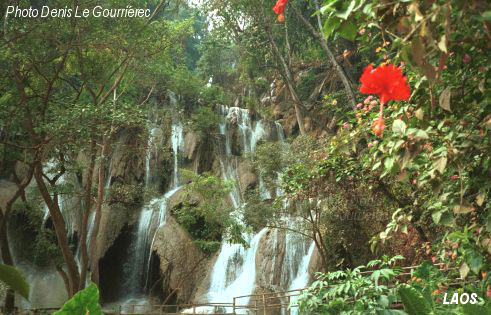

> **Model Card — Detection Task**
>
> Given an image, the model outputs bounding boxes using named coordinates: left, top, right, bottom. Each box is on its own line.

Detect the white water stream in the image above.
left=193, top=106, right=315, bottom=313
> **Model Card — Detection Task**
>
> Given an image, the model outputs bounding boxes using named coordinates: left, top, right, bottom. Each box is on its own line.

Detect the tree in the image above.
left=0, top=0, right=194, bottom=296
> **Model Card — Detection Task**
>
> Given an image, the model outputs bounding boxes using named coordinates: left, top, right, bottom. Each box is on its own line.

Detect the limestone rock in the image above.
left=184, top=130, right=199, bottom=161
left=152, top=215, right=208, bottom=303
left=255, top=229, right=286, bottom=288
left=237, top=159, right=257, bottom=195
left=167, top=187, right=202, bottom=211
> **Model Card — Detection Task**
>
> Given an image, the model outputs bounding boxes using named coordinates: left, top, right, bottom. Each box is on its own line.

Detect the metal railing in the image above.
left=8, top=263, right=469, bottom=315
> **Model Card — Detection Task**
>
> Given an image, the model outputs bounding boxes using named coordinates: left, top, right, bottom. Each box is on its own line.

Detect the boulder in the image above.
left=152, top=216, right=208, bottom=303
left=237, top=159, right=257, bottom=195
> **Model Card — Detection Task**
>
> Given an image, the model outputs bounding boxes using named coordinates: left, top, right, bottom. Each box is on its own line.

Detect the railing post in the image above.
left=233, top=297, right=236, bottom=315
left=193, top=305, right=196, bottom=315
left=263, top=294, right=267, bottom=315
left=288, top=295, right=291, bottom=315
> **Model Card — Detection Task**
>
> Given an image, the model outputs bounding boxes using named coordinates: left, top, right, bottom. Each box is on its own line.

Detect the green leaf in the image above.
left=379, top=295, right=390, bottom=308
left=392, top=119, right=407, bottom=135
left=323, top=17, right=342, bottom=39
left=439, top=87, right=452, bottom=112
left=432, top=210, right=443, bottom=224
left=336, top=0, right=356, bottom=20
left=338, top=20, right=358, bottom=41
left=398, top=285, right=431, bottom=315
left=482, top=11, right=491, bottom=21
left=460, top=303, right=491, bottom=315
left=459, top=262, right=470, bottom=279
left=320, top=0, right=341, bottom=14
left=54, top=283, right=102, bottom=315
left=0, top=264, right=29, bottom=300
left=384, top=157, right=395, bottom=171
left=437, top=35, right=447, bottom=53
left=414, top=129, right=428, bottom=140
left=468, top=254, right=484, bottom=274
left=433, top=156, right=447, bottom=174
left=372, top=161, right=382, bottom=171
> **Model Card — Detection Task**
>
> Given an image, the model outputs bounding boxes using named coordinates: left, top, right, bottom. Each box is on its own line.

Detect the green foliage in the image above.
left=296, top=70, right=317, bottom=100
left=297, top=256, right=404, bottom=314
left=0, top=264, right=29, bottom=300
left=298, top=257, right=491, bottom=314
left=173, top=170, right=244, bottom=252
left=319, top=0, right=365, bottom=41
left=191, top=106, right=222, bottom=135
left=254, top=142, right=287, bottom=182
left=54, top=283, right=102, bottom=315
left=199, top=84, right=228, bottom=106
left=11, top=192, right=63, bottom=268
left=398, top=284, right=432, bottom=315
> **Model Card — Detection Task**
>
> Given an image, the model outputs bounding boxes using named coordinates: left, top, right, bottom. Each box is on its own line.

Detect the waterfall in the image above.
left=201, top=108, right=315, bottom=314
left=145, top=127, right=159, bottom=187
left=171, top=123, right=184, bottom=188
left=118, top=121, right=184, bottom=307
left=208, top=229, right=268, bottom=311
left=288, top=242, right=315, bottom=315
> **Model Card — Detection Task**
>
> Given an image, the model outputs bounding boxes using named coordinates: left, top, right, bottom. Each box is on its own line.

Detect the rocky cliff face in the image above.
left=10, top=99, right=323, bottom=310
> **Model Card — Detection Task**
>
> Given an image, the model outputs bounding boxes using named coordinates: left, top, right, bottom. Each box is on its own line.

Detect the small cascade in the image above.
left=288, top=242, right=315, bottom=315
left=171, top=123, right=184, bottom=188
left=119, top=120, right=185, bottom=305
left=127, top=207, right=154, bottom=295
left=205, top=229, right=268, bottom=313
left=145, top=127, right=159, bottom=187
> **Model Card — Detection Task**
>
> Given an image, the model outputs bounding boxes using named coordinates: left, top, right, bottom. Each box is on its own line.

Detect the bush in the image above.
left=190, top=106, right=222, bottom=135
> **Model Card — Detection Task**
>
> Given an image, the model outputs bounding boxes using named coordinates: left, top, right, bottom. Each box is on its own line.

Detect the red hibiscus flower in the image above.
left=273, top=0, right=288, bottom=15
left=360, top=64, right=410, bottom=105
left=360, top=64, right=410, bottom=137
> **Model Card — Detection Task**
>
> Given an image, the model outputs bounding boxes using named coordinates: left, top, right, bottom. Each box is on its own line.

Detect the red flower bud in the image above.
left=372, top=114, right=385, bottom=137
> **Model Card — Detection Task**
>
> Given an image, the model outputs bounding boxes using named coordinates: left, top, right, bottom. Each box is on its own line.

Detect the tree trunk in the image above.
left=79, top=139, right=96, bottom=290
left=89, top=135, right=110, bottom=285
left=33, top=161, right=80, bottom=296
left=292, top=3, right=357, bottom=109
left=262, top=14, right=306, bottom=135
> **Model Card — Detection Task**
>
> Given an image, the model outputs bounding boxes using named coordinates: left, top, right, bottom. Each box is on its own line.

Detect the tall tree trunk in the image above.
left=262, top=9, right=306, bottom=135
left=33, top=161, right=80, bottom=296
left=89, top=135, right=110, bottom=285
left=79, top=139, right=96, bottom=290
left=292, top=2, right=357, bottom=109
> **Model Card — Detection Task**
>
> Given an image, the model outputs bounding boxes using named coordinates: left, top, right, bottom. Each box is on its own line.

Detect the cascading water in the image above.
left=117, top=122, right=184, bottom=311
left=198, top=108, right=315, bottom=313
left=171, top=123, right=184, bottom=189
left=208, top=229, right=268, bottom=310
left=287, top=242, right=315, bottom=315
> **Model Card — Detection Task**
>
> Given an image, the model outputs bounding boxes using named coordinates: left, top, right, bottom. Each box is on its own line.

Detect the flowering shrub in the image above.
left=359, top=64, right=411, bottom=136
